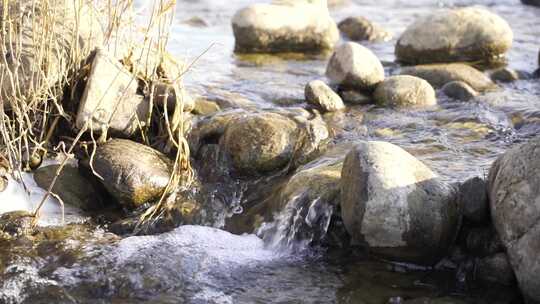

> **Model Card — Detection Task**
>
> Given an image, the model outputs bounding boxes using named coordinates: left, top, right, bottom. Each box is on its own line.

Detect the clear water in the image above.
left=0, top=0, right=538, bottom=303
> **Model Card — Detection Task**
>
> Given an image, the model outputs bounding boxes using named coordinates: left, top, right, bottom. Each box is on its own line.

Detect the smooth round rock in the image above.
left=325, top=42, right=385, bottom=91
left=442, top=81, right=479, bottom=101
left=465, top=227, right=503, bottom=257
left=338, top=16, right=392, bottom=42
left=341, top=141, right=460, bottom=265
left=232, top=0, right=339, bottom=53
left=396, top=8, right=513, bottom=65
left=305, top=80, right=345, bottom=112
left=221, top=113, right=298, bottom=173
left=400, top=64, right=496, bottom=92
left=488, top=137, right=540, bottom=303
left=374, top=75, right=437, bottom=108
left=89, top=139, right=173, bottom=209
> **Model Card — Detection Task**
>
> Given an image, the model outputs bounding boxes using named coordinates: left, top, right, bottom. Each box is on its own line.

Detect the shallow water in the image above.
left=0, top=0, right=539, bottom=303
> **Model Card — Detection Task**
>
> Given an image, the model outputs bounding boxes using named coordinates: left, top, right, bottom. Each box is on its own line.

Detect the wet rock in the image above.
left=192, top=110, right=329, bottom=175
left=152, top=81, right=195, bottom=113
left=374, top=75, right=437, bottom=108
left=221, top=111, right=328, bottom=174
left=400, top=64, right=496, bottom=92
left=34, top=165, right=104, bottom=211
left=0, top=177, right=6, bottom=193
left=222, top=113, right=297, bottom=173
left=0, top=211, right=34, bottom=239
left=521, top=0, right=540, bottom=6
left=232, top=0, right=339, bottom=54
left=476, top=253, right=516, bottom=286
left=338, top=16, right=392, bottom=42
left=181, top=16, right=208, bottom=27
left=403, top=297, right=468, bottom=304
left=341, top=141, right=460, bottom=265
left=490, top=68, right=521, bottom=83
left=75, top=49, right=149, bottom=137
left=338, top=89, right=372, bottom=105
left=193, top=98, right=221, bottom=116
left=259, top=158, right=344, bottom=249
left=465, top=227, right=503, bottom=257
left=458, top=177, right=489, bottom=224
left=326, top=42, right=385, bottom=91
left=488, top=137, right=540, bottom=303
left=1, top=0, right=103, bottom=103
left=442, top=81, right=479, bottom=101
left=305, top=80, right=345, bottom=112
left=395, top=8, right=513, bottom=65
left=85, top=139, right=173, bottom=209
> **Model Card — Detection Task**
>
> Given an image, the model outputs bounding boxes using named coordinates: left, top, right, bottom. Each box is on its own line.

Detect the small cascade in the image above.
left=257, top=193, right=335, bottom=253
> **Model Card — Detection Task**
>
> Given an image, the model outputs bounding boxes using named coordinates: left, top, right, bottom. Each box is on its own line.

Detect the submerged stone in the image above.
left=442, top=81, right=479, bottom=101
left=232, top=0, right=339, bottom=54
left=0, top=211, right=34, bottom=239
left=400, top=63, right=496, bottom=92
left=340, top=141, right=460, bottom=265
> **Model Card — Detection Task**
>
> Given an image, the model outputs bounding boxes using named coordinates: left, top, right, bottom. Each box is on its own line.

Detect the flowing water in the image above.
left=0, top=0, right=539, bottom=303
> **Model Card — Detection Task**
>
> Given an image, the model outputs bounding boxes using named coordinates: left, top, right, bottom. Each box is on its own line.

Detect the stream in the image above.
left=0, top=0, right=539, bottom=303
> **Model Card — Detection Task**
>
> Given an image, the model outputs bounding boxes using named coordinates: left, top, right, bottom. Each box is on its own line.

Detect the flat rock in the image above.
left=76, top=49, right=149, bottom=137
left=400, top=63, right=496, bottom=92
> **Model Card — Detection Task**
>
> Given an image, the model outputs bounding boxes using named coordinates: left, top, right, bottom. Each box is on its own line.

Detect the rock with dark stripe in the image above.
left=340, top=141, right=460, bottom=265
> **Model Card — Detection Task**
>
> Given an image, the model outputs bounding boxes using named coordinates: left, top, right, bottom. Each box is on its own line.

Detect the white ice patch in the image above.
left=0, top=166, right=86, bottom=226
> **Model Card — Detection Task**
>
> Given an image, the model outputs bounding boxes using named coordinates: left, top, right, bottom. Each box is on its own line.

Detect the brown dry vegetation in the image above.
left=0, top=0, right=193, bottom=224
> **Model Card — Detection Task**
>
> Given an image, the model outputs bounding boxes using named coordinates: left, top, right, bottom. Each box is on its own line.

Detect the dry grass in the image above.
left=0, top=0, right=193, bottom=226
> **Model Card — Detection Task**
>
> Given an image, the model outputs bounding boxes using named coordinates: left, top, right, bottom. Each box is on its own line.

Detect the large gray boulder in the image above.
left=232, top=0, right=339, bottom=54
left=488, top=137, right=540, bottom=303
left=85, top=139, right=174, bottom=209
left=374, top=75, right=437, bottom=108
left=341, top=141, right=460, bottom=265
left=400, top=63, right=496, bottom=92
left=326, top=42, right=385, bottom=91
left=395, top=8, right=513, bottom=65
